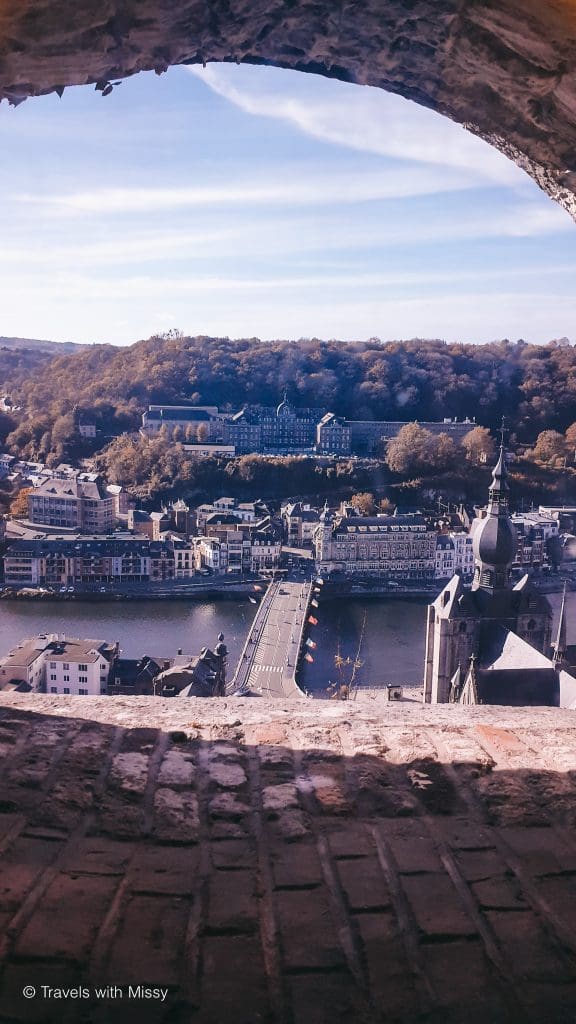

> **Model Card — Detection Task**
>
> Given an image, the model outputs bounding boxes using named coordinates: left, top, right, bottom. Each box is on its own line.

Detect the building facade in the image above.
left=314, top=508, right=436, bottom=579
left=3, top=538, right=178, bottom=585
left=29, top=474, right=114, bottom=533
left=0, top=634, right=117, bottom=695
left=141, top=402, right=478, bottom=458
left=315, top=413, right=352, bottom=455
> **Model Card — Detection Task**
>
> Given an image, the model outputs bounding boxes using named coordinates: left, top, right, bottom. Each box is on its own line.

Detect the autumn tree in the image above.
left=565, top=422, right=576, bottom=462
left=385, top=423, right=435, bottom=475
left=433, top=433, right=456, bottom=470
left=532, top=430, right=568, bottom=465
left=461, top=426, right=495, bottom=466
left=10, top=486, right=33, bottom=518
left=349, top=492, right=376, bottom=515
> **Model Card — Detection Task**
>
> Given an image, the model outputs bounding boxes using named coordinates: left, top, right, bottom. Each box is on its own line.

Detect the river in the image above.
left=0, top=590, right=573, bottom=694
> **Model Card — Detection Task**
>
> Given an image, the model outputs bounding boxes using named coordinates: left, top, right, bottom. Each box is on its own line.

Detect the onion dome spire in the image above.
left=472, top=419, right=517, bottom=593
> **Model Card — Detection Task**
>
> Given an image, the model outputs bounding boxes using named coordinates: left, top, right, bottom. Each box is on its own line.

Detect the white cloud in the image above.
left=13, top=164, right=480, bottom=216
left=188, top=65, right=530, bottom=188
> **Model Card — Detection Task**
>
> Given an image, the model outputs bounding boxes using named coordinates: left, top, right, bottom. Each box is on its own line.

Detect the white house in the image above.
left=0, top=634, right=117, bottom=695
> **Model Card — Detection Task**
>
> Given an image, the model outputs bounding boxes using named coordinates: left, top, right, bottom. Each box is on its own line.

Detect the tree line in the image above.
left=2, top=334, right=576, bottom=464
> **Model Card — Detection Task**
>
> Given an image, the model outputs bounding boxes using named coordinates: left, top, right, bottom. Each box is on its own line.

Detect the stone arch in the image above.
left=1, top=1, right=576, bottom=219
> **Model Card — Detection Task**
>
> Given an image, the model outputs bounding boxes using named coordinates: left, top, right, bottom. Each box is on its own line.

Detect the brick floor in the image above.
left=0, top=695, right=576, bottom=1023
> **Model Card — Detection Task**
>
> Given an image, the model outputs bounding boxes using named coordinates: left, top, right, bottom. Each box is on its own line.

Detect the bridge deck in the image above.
left=231, top=581, right=312, bottom=698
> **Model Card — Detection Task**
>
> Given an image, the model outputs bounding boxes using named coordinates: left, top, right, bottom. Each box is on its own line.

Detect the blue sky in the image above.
left=1, top=63, right=575, bottom=346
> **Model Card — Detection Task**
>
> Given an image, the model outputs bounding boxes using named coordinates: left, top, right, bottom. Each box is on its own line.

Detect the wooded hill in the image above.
left=2, top=334, right=576, bottom=460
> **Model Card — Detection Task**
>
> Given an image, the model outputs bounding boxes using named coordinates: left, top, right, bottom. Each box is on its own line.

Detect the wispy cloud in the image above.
left=13, top=166, right=479, bottom=216
left=188, top=65, right=529, bottom=188
left=3, top=261, right=576, bottom=304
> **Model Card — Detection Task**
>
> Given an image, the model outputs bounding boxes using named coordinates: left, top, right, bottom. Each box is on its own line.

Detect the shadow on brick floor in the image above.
left=0, top=704, right=575, bottom=1023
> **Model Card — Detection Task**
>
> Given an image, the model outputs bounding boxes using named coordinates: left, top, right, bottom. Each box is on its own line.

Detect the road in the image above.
left=230, top=581, right=313, bottom=698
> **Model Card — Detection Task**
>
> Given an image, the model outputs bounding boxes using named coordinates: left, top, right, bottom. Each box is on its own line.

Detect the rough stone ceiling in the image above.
left=1, top=0, right=576, bottom=219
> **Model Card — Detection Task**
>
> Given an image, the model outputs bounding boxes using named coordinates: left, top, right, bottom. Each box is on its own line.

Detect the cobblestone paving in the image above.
left=0, top=695, right=576, bottom=1023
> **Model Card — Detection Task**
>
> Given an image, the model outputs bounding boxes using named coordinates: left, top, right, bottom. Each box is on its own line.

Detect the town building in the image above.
left=168, top=499, right=197, bottom=537
left=182, top=443, right=236, bottom=458
left=141, top=402, right=478, bottom=458
left=153, top=637, right=228, bottom=697
left=192, top=517, right=282, bottom=575
left=314, top=507, right=437, bottom=580
left=539, top=505, right=576, bottom=534
left=108, top=655, right=168, bottom=695
left=77, top=420, right=97, bottom=439
left=0, top=634, right=117, bottom=695
left=195, top=498, right=269, bottom=532
left=315, top=413, right=352, bottom=455
left=106, top=483, right=133, bottom=520
left=282, top=502, right=321, bottom=547
left=28, top=474, right=114, bottom=533
left=141, top=404, right=223, bottom=440
left=128, top=509, right=154, bottom=538
left=347, top=417, right=476, bottom=455
left=510, top=512, right=559, bottom=569
left=435, top=533, right=475, bottom=580
left=423, top=446, right=576, bottom=708
left=3, top=537, right=177, bottom=585
left=172, top=538, right=196, bottom=578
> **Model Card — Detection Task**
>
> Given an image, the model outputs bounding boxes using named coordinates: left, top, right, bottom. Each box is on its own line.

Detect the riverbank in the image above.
left=0, top=571, right=574, bottom=601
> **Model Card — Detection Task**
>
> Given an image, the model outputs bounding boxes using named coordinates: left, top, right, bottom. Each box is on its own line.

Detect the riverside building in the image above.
left=313, top=506, right=436, bottom=580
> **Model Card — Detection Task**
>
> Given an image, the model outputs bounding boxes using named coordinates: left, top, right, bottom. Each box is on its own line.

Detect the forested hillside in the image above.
left=2, top=334, right=576, bottom=462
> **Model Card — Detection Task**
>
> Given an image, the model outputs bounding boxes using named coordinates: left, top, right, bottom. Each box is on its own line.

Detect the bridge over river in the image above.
left=229, top=580, right=314, bottom=698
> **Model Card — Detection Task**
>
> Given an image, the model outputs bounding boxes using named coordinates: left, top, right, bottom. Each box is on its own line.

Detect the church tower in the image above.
left=471, top=441, right=517, bottom=593
left=423, top=435, right=565, bottom=706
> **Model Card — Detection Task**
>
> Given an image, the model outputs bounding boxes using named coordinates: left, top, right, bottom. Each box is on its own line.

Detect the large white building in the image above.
left=0, top=634, right=117, bottom=695
left=314, top=507, right=437, bottom=580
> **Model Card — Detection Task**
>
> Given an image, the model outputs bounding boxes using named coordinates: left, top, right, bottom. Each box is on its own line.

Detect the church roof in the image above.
left=475, top=667, right=559, bottom=706
left=478, top=622, right=555, bottom=672
left=472, top=623, right=560, bottom=706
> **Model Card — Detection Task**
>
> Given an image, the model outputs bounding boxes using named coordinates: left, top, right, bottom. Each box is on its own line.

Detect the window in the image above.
left=63, top=663, right=69, bottom=670
left=63, top=687, right=70, bottom=694
left=63, top=675, right=69, bottom=682
left=50, top=687, right=57, bottom=693
left=78, top=688, right=88, bottom=695
left=49, top=661, right=56, bottom=668
left=50, top=674, right=56, bottom=681
left=78, top=663, right=88, bottom=671
left=79, top=675, right=87, bottom=684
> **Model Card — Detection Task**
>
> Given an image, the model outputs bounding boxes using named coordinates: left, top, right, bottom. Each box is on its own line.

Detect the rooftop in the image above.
left=0, top=694, right=575, bottom=1023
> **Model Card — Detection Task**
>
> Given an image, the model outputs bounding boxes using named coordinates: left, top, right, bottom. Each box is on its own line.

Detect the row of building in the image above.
left=141, top=397, right=476, bottom=456
left=0, top=631, right=229, bottom=698
left=2, top=520, right=282, bottom=586
left=2, top=507, right=564, bottom=586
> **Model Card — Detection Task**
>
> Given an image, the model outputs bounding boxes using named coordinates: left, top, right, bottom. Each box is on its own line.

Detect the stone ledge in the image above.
left=1, top=694, right=576, bottom=1022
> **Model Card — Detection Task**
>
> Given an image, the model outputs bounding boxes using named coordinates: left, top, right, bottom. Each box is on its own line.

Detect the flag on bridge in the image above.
left=304, top=653, right=314, bottom=663
left=306, top=638, right=317, bottom=649
left=311, top=598, right=319, bottom=608
left=308, top=615, right=318, bottom=625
